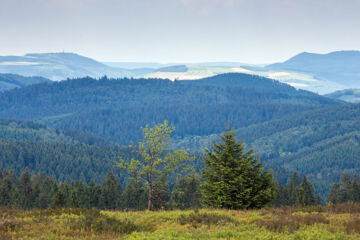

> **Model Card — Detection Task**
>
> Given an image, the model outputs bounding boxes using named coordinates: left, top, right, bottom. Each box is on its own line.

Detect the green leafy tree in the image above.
left=201, top=130, right=276, bottom=209
left=118, top=120, right=193, bottom=210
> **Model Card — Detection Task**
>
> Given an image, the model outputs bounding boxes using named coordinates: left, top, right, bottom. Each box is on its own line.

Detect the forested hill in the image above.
left=0, top=119, right=112, bottom=146
left=185, top=73, right=306, bottom=93
left=175, top=103, right=360, bottom=198
left=0, top=73, right=341, bottom=144
left=0, top=73, right=50, bottom=92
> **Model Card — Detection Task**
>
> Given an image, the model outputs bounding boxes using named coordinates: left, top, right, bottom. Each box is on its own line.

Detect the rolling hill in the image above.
left=325, top=89, right=360, bottom=103
left=0, top=73, right=340, bottom=144
left=0, top=52, right=133, bottom=81
left=0, top=73, right=50, bottom=92
left=267, top=51, right=360, bottom=88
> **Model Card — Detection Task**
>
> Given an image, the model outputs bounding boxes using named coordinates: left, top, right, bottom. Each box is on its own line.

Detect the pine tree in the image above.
left=327, top=183, right=341, bottom=204
left=100, top=172, right=121, bottom=209
left=0, top=176, right=13, bottom=206
left=201, top=130, right=276, bottom=209
left=172, top=174, right=201, bottom=209
left=18, top=169, right=33, bottom=209
left=273, top=181, right=287, bottom=207
left=151, top=175, right=170, bottom=210
left=296, top=176, right=316, bottom=206
left=286, top=172, right=301, bottom=205
left=52, top=189, right=66, bottom=208
left=122, top=179, right=147, bottom=210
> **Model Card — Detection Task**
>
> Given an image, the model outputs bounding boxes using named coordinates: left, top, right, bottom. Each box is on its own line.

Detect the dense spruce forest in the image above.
left=0, top=73, right=340, bottom=144
left=0, top=73, right=357, bottom=200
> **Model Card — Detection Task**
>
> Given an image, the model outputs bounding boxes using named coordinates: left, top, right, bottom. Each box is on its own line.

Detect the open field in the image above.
left=2, top=204, right=360, bottom=239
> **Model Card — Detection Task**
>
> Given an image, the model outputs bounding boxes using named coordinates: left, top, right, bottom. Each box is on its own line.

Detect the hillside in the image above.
left=268, top=51, right=360, bottom=88
left=0, top=73, right=50, bottom=92
left=325, top=89, right=360, bottom=103
left=175, top=103, right=360, bottom=197
left=0, top=73, right=340, bottom=144
left=0, top=119, right=111, bottom=146
left=0, top=52, right=132, bottom=81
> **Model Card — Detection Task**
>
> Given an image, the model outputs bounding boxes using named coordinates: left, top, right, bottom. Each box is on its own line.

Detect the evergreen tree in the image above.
left=18, top=169, right=33, bottom=209
left=273, top=182, right=287, bottom=207
left=326, top=173, right=360, bottom=204
left=296, top=176, right=316, bottom=206
left=52, top=189, right=66, bottom=208
left=0, top=176, right=13, bottom=206
left=122, top=179, right=147, bottom=210
left=286, top=172, right=301, bottom=205
left=151, top=175, right=170, bottom=210
left=201, top=130, right=276, bottom=209
left=100, top=172, right=121, bottom=209
left=172, top=174, right=201, bottom=209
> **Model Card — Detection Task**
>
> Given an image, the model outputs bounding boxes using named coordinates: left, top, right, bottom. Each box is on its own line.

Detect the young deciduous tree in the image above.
left=118, top=120, right=193, bottom=210
left=201, top=130, right=276, bottom=209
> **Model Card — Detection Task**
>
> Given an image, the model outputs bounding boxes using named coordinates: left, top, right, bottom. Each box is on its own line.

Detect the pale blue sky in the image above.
left=0, top=0, right=359, bottom=63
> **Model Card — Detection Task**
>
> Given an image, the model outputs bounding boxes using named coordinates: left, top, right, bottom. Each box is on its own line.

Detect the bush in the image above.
left=67, top=211, right=139, bottom=234
left=345, top=216, right=360, bottom=234
left=326, top=202, right=360, bottom=214
left=256, top=213, right=329, bottom=233
left=178, top=210, right=235, bottom=228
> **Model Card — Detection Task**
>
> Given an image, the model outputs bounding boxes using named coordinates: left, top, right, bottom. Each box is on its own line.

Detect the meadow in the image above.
left=2, top=203, right=360, bottom=239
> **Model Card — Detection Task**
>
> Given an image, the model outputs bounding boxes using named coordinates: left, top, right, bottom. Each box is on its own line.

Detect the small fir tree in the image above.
left=201, top=130, right=276, bottom=209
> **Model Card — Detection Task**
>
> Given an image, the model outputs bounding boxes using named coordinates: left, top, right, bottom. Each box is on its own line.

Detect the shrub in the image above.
left=256, top=213, right=329, bottom=233
left=0, top=220, right=23, bottom=233
left=326, top=202, right=360, bottom=214
left=178, top=211, right=235, bottom=228
left=68, top=212, right=139, bottom=234
left=345, top=216, right=360, bottom=234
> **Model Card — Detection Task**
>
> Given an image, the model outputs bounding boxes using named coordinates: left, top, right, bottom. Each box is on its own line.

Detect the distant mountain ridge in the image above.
left=325, top=89, right=360, bottom=103
left=268, top=50, right=360, bottom=87
left=0, top=52, right=133, bottom=81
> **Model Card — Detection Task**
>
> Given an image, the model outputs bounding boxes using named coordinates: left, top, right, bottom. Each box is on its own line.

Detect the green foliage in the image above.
left=121, top=179, right=147, bottom=210
left=201, top=130, right=276, bottom=209
left=118, top=120, right=193, bottom=210
left=52, top=189, right=66, bottom=208
left=274, top=172, right=321, bottom=207
left=0, top=74, right=338, bottom=145
left=100, top=172, right=122, bottom=209
left=0, top=140, right=132, bottom=184
left=172, top=174, right=201, bottom=210
left=327, top=173, right=360, bottom=204
left=68, top=211, right=139, bottom=234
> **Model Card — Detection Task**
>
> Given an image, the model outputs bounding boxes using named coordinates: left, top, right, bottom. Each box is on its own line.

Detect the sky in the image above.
left=0, top=0, right=359, bottom=63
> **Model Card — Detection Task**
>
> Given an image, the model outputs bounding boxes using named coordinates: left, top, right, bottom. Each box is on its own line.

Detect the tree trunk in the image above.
left=147, top=174, right=152, bottom=210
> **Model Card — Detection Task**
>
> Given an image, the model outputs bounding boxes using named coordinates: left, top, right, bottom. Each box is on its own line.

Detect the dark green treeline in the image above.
left=0, top=169, right=201, bottom=210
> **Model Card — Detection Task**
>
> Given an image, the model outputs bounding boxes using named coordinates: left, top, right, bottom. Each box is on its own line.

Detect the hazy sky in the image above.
left=0, top=0, right=359, bottom=63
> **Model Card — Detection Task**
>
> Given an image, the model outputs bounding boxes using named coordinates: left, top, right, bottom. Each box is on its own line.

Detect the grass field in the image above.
left=1, top=203, right=360, bottom=239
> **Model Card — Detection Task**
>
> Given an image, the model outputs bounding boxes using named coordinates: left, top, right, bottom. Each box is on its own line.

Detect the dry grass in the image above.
left=1, top=205, right=360, bottom=239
